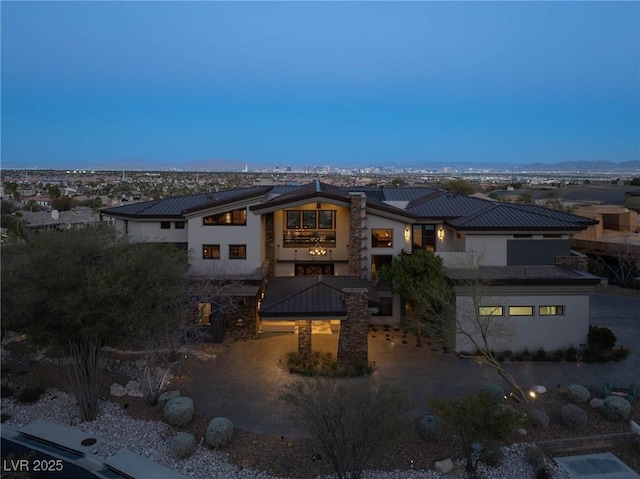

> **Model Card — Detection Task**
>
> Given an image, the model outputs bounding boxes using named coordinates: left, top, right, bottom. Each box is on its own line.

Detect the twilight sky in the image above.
left=2, top=1, right=639, bottom=170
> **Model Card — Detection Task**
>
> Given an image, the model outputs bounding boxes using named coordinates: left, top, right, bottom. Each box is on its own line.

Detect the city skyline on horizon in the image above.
left=2, top=2, right=639, bottom=170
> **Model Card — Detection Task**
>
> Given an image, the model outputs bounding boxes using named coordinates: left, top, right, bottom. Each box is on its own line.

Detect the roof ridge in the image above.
left=406, top=189, right=447, bottom=208
left=262, top=277, right=332, bottom=311
left=450, top=202, right=499, bottom=225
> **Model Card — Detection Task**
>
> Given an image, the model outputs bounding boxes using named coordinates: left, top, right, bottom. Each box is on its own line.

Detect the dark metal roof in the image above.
left=101, top=187, right=270, bottom=218
left=445, top=265, right=600, bottom=286
left=259, top=276, right=380, bottom=319
left=407, top=190, right=492, bottom=218
left=381, top=187, right=439, bottom=201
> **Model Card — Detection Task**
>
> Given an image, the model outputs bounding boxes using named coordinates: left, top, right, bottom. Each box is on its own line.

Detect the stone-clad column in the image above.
left=349, top=193, right=366, bottom=278
left=337, top=288, right=369, bottom=366
left=265, top=213, right=275, bottom=278
left=298, top=319, right=312, bottom=363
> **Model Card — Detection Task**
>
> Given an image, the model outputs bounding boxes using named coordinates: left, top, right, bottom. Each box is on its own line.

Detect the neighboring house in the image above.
left=20, top=207, right=99, bottom=233
left=101, top=180, right=599, bottom=352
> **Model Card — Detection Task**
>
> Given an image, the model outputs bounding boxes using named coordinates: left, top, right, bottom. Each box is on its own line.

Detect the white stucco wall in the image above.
left=187, top=206, right=262, bottom=276
left=454, top=292, right=590, bottom=352
left=113, top=218, right=188, bottom=243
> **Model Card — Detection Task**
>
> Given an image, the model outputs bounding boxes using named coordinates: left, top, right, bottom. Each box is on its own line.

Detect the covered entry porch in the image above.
left=258, top=276, right=380, bottom=365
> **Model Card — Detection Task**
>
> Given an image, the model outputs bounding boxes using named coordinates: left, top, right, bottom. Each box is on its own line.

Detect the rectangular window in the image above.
left=508, top=306, right=534, bottom=316
left=203, top=244, right=220, bottom=260
left=175, top=221, right=185, bottom=229
left=318, top=210, right=334, bottom=229
left=286, top=210, right=301, bottom=229
left=160, top=221, right=171, bottom=229
left=229, top=244, right=247, bottom=259
left=478, top=306, right=503, bottom=316
left=303, top=211, right=317, bottom=229
left=203, top=209, right=247, bottom=225
left=372, top=229, right=393, bottom=248
left=539, top=306, right=564, bottom=316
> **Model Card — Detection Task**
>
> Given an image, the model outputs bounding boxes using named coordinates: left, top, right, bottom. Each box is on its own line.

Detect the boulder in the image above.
left=205, top=417, right=234, bottom=449
left=589, top=398, right=604, bottom=409
left=434, top=458, right=455, bottom=474
left=171, top=432, right=196, bottom=459
left=125, top=380, right=141, bottom=392
left=158, top=390, right=181, bottom=406
left=163, top=397, right=194, bottom=427
left=134, top=359, right=146, bottom=370
left=531, top=385, right=547, bottom=394
left=110, top=383, right=128, bottom=397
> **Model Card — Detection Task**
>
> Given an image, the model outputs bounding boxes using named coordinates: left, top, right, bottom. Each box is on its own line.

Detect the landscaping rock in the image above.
left=531, top=385, right=547, bottom=394
left=566, top=384, right=590, bottom=404
left=589, top=398, right=604, bottom=409
left=163, top=397, right=194, bottom=427
left=562, top=404, right=587, bottom=430
left=171, top=432, right=196, bottom=459
left=158, top=390, right=181, bottom=406
left=110, top=383, right=128, bottom=397
left=603, top=396, right=631, bottom=421
left=434, top=458, right=455, bottom=474
left=134, top=359, right=146, bottom=370
left=417, top=414, right=442, bottom=440
left=517, top=428, right=528, bottom=436
left=205, top=417, right=234, bottom=449
left=125, top=380, right=141, bottom=392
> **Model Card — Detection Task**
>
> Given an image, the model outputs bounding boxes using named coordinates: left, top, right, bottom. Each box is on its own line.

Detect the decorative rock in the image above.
left=434, top=458, right=455, bottom=474
left=517, top=428, right=528, bottom=436
left=171, top=432, right=196, bottom=459
left=134, top=359, right=147, bottom=370
left=110, top=383, right=128, bottom=397
left=589, top=398, right=605, bottom=409
left=205, top=417, right=234, bottom=449
left=158, top=390, right=181, bottom=406
left=163, top=397, right=194, bottom=427
left=603, top=396, right=631, bottom=421
left=125, top=380, right=141, bottom=392
left=531, top=385, right=547, bottom=394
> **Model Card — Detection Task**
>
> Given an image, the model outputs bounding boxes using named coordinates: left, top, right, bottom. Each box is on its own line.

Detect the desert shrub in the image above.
left=1, top=382, right=15, bottom=398
left=628, top=384, right=638, bottom=405
left=417, top=414, right=443, bottom=440
left=286, top=351, right=373, bottom=377
left=16, top=385, right=45, bottom=404
left=480, top=445, right=504, bottom=467
left=533, top=347, right=547, bottom=362
left=561, top=404, right=587, bottom=430
left=528, top=409, right=550, bottom=430
left=524, top=446, right=546, bottom=470
left=282, top=378, right=407, bottom=479
left=566, top=384, right=590, bottom=403
left=588, top=326, right=617, bottom=350
left=480, top=384, right=505, bottom=401
left=565, top=346, right=578, bottom=362
left=603, top=396, right=631, bottom=421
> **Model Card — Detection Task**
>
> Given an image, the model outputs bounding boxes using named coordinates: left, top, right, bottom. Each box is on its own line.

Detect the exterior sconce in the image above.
left=438, top=227, right=445, bottom=241
left=405, top=227, right=410, bottom=240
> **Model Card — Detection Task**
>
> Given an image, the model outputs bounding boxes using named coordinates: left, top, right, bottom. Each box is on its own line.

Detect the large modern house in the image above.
left=101, top=180, right=600, bottom=354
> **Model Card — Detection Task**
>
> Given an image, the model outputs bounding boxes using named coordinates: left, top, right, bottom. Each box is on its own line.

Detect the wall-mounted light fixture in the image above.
left=405, top=226, right=411, bottom=240
left=438, top=227, right=445, bottom=241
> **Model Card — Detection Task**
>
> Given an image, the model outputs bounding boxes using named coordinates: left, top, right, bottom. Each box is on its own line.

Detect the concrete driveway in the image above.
left=187, top=293, right=639, bottom=438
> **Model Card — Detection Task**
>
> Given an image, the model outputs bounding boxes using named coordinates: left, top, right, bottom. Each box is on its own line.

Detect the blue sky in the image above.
left=2, top=1, right=639, bottom=170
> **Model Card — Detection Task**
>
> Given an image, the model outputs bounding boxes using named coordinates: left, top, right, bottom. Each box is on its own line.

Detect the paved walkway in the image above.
left=187, top=293, right=640, bottom=438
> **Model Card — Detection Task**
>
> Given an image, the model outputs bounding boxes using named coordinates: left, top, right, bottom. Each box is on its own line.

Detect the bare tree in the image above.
left=595, top=239, right=639, bottom=288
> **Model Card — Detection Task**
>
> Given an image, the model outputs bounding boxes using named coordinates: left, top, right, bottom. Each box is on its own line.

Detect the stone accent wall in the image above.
left=349, top=193, right=366, bottom=278
left=298, top=320, right=312, bottom=363
left=265, top=213, right=275, bottom=278
left=555, top=255, right=588, bottom=272
left=338, top=288, right=369, bottom=366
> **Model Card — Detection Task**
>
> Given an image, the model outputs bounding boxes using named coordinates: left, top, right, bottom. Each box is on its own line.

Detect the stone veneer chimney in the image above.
left=337, top=288, right=369, bottom=366
left=264, top=212, right=275, bottom=278
left=349, top=193, right=367, bottom=278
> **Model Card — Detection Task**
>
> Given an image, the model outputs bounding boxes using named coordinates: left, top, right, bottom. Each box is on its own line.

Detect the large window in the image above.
left=229, top=244, right=247, bottom=259
left=508, top=306, right=534, bottom=316
left=283, top=210, right=336, bottom=247
left=203, top=244, right=220, bottom=259
left=372, top=229, right=393, bottom=248
left=539, top=306, right=564, bottom=316
left=203, top=209, right=246, bottom=226
left=478, top=306, right=503, bottom=316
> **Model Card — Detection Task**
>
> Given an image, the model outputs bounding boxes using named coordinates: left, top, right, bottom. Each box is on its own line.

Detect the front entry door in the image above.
left=295, top=263, right=334, bottom=276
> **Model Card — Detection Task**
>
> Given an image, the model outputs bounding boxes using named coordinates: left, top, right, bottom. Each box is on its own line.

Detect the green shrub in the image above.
left=1, top=382, right=15, bottom=398
left=588, top=326, right=617, bottom=350
left=566, top=384, right=590, bottom=404
left=561, top=404, right=587, bottom=430
left=286, top=351, right=373, bottom=377
left=533, top=348, right=547, bottom=362
left=565, top=346, right=578, bottom=362
left=603, top=396, right=631, bottom=421
left=480, top=384, right=505, bottom=401
left=524, top=446, right=546, bottom=470
left=528, top=409, right=550, bottom=430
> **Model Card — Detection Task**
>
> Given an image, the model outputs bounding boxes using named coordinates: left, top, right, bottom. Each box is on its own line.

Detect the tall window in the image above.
left=372, top=229, right=393, bottom=248
left=412, top=224, right=436, bottom=252
left=203, top=209, right=246, bottom=225
left=203, top=244, right=220, bottom=259
left=229, top=244, right=247, bottom=259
